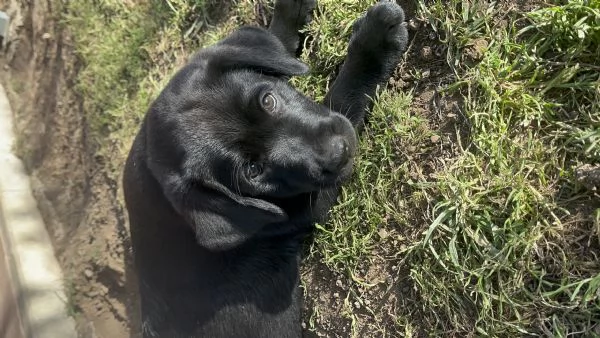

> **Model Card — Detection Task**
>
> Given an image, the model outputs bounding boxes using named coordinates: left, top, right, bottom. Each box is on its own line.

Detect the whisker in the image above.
left=234, top=162, right=243, bottom=195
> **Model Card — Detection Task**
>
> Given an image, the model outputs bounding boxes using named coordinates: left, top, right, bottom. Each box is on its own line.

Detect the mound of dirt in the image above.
left=0, top=0, right=139, bottom=337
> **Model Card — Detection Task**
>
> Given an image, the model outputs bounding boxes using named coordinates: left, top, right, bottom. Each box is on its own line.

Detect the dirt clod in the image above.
left=378, top=228, right=389, bottom=239
left=464, top=38, right=489, bottom=64
left=421, top=46, right=433, bottom=60
left=576, top=164, right=600, bottom=191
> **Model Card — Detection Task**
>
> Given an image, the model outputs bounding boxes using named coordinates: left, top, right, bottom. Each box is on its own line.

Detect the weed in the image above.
left=62, top=277, right=80, bottom=318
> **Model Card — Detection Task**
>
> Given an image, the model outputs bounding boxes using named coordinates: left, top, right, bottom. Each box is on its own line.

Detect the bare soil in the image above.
left=0, top=0, right=139, bottom=337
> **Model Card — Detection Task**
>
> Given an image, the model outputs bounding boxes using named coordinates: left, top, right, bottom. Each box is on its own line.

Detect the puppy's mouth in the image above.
left=317, top=157, right=355, bottom=188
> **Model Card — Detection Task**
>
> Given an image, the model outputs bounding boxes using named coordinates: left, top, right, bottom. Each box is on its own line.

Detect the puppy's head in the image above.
left=151, top=27, right=357, bottom=195
left=203, top=71, right=358, bottom=199
left=143, top=27, right=357, bottom=246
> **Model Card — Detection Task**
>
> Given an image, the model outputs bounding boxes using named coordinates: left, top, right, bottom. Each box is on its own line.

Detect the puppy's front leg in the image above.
left=269, top=0, right=317, bottom=56
left=311, top=2, right=408, bottom=224
left=324, top=1, right=408, bottom=128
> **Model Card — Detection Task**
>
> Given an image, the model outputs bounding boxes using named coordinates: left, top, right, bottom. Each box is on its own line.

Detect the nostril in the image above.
left=337, top=140, right=349, bottom=162
left=342, top=142, right=349, bottom=156
left=325, top=137, right=350, bottom=172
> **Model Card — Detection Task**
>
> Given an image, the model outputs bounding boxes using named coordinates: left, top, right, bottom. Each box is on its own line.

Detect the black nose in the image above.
left=323, top=136, right=350, bottom=173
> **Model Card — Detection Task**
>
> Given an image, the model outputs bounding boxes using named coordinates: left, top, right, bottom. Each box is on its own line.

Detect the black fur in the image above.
left=123, top=1, right=408, bottom=337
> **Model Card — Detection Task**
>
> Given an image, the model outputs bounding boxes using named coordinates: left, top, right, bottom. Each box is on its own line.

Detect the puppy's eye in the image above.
left=245, top=162, right=263, bottom=179
left=261, top=93, right=277, bottom=113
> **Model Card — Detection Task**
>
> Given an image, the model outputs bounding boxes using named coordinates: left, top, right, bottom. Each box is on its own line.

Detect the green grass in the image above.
left=303, top=0, right=600, bottom=336
left=61, top=0, right=600, bottom=336
left=403, top=1, right=600, bottom=335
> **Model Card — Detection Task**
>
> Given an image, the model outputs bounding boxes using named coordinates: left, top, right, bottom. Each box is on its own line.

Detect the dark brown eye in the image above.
left=261, top=93, right=277, bottom=113
left=245, top=162, right=263, bottom=179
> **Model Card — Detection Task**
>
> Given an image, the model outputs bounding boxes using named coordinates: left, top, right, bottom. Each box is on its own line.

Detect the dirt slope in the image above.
left=0, top=1, right=139, bottom=337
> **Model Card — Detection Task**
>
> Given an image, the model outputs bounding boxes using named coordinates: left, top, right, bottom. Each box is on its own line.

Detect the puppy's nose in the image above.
left=323, top=136, right=350, bottom=173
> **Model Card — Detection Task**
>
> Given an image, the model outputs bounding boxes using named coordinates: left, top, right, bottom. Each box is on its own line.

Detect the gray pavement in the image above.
left=0, top=85, right=77, bottom=338
left=1, top=209, right=26, bottom=338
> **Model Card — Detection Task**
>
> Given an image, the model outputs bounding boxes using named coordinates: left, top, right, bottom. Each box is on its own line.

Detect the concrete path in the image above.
left=0, top=85, right=77, bottom=338
left=0, top=213, right=25, bottom=338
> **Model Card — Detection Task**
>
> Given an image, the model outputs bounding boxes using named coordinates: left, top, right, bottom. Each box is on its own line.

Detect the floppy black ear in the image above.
left=203, top=26, right=309, bottom=78
left=181, top=181, right=289, bottom=252
left=148, top=160, right=288, bottom=251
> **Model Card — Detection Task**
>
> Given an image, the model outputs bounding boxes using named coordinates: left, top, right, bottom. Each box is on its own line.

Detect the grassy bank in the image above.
left=63, top=0, right=600, bottom=336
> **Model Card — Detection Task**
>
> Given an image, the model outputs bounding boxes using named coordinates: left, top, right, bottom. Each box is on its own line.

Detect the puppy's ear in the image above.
left=204, top=181, right=287, bottom=222
left=151, top=163, right=288, bottom=251
left=185, top=181, right=289, bottom=251
left=203, top=26, right=309, bottom=77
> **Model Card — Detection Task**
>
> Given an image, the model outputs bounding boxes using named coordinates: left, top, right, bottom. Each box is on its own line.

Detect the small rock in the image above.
left=378, top=228, right=389, bottom=239
left=420, top=46, right=433, bottom=60
left=84, top=269, right=94, bottom=279
left=3, top=65, right=8, bottom=71
left=428, top=32, right=437, bottom=40
left=333, top=292, right=340, bottom=298
left=42, top=32, right=51, bottom=40
left=464, top=38, right=489, bottom=63
left=302, top=322, right=307, bottom=330
left=87, top=290, right=99, bottom=297
left=408, top=146, right=417, bottom=152
left=430, top=135, right=440, bottom=143
left=335, top=279, right=343, bottom=288
left=447, top=113, right=457, bottom=118
left=421, top=69, right=431, bottom=78
left=576, top=164, right=600, bottom=191
left=116, top=246, right=124, bottom=254
left=365, top=299, right=371, bottom=306
left=354, top=301, right=361, bottom=309
left=408, top=19, right=419, bottom=31
left=420, top=91, right=435, bottom=103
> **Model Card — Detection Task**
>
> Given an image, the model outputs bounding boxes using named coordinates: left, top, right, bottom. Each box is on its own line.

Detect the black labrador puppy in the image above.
left=123, top=0, right=408, bottom=337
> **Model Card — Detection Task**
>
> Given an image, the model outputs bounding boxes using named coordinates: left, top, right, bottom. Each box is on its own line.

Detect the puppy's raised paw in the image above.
left=349, top=1, right=408, bottom=55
